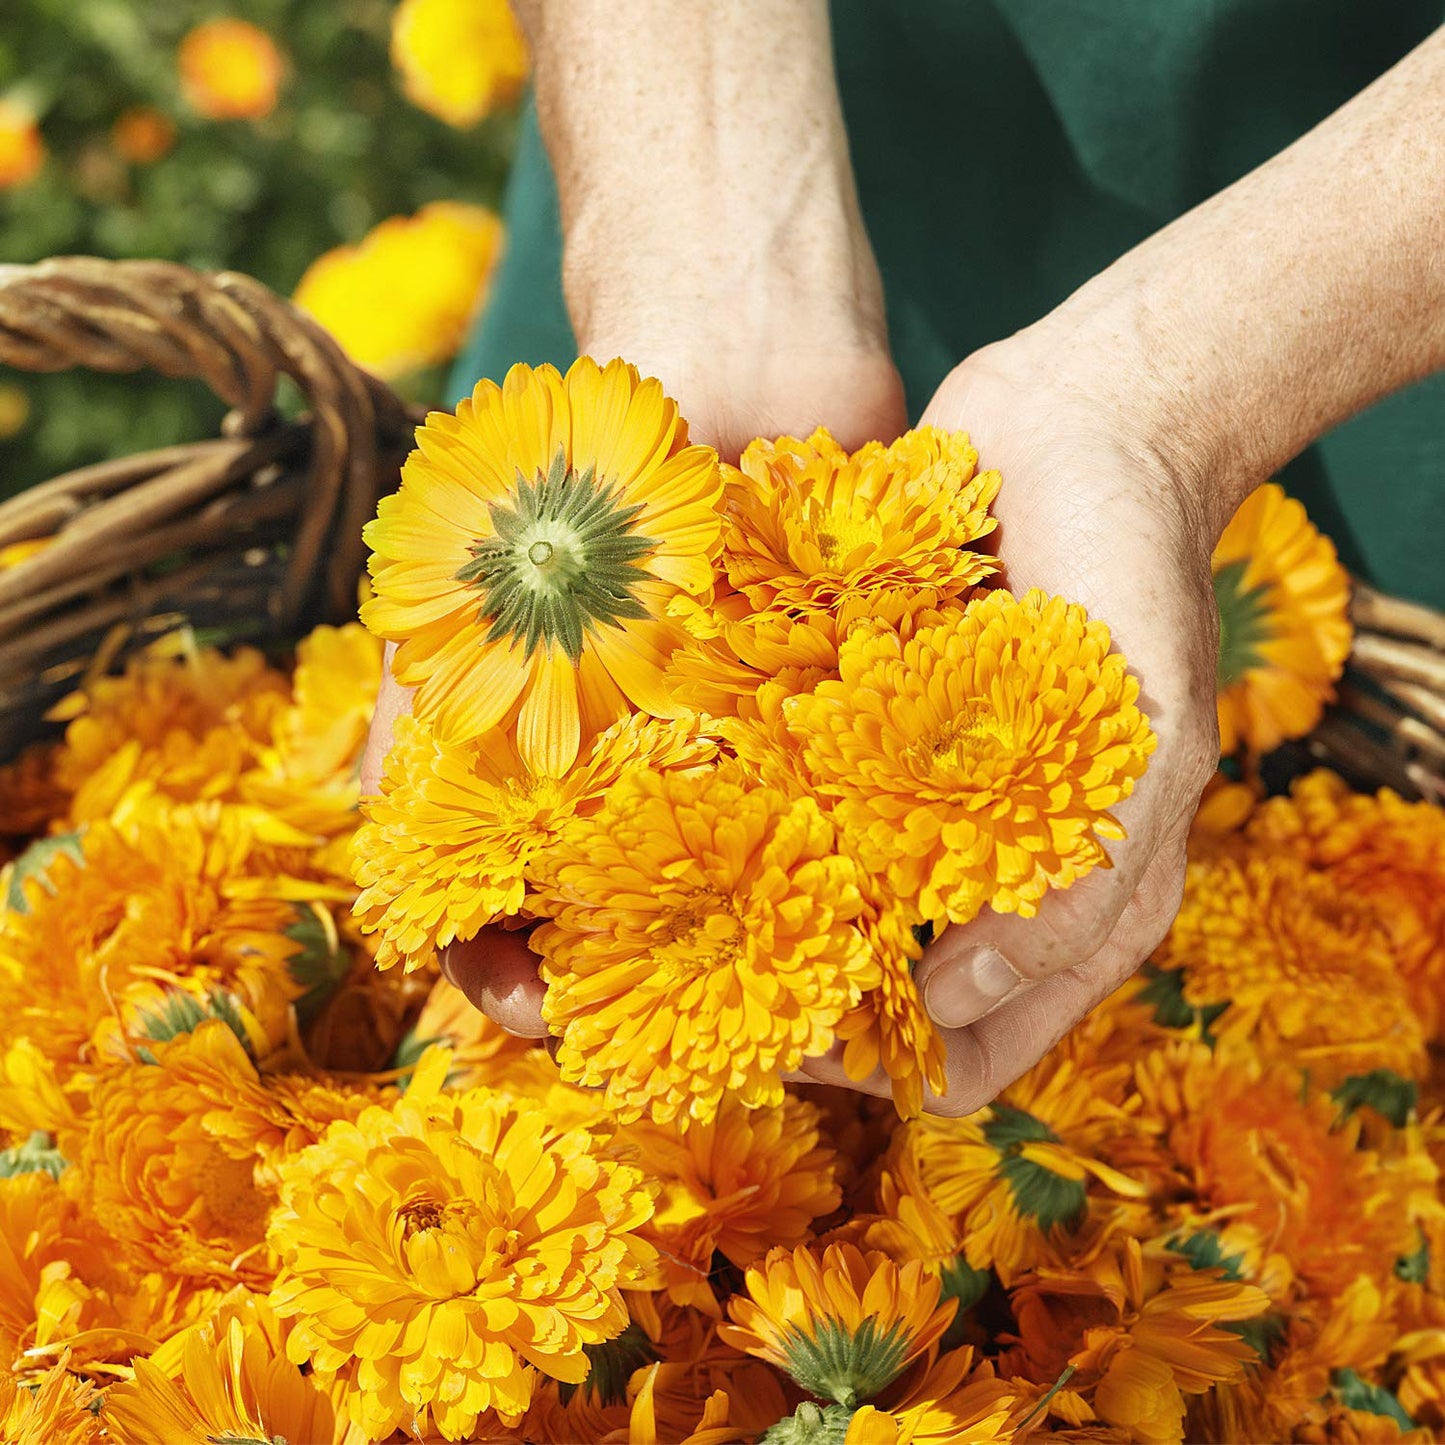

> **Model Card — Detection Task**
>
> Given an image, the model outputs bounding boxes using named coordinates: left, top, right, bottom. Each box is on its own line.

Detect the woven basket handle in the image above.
left=0, top=256, right=416, bottom=622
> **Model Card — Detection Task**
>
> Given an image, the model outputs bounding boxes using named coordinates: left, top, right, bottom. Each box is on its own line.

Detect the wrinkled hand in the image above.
left=803, top=329, right=1223, bottom=1113
left=360, top=329, right=906, bottom=1038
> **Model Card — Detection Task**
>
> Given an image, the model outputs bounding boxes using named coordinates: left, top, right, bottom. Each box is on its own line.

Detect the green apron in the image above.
left=451, top=0, right=1445, bottom=609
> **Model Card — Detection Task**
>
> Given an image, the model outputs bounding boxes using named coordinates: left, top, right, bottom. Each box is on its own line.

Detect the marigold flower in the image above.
left=0, top=1355, right=97, bottom=1445
left=111, top=106, right=176, bottom=164
left=1153, top=845, right=1425, bottom=1085
left=268, top=1077, right=656, bottom=1439
left=354, top=711, right=715, bottom=970
left=0, top=101, right=44, bottom=189
left=391, top=0, right=529, bottom=127
left=178, top=18, right=284, bottom=121
left=1246, top=769, right=1445, bottom=1040
left=102, top=1294, right=337, bottom=1445
left=1213, top=482, right=1352, bottom=755
left=362, top=358, right=723, bottom=771
left=788, top=589, right=1154, bottom=925
left=79, top=1025, right=272, bottom=1288
left=622, top=1093, right=843, bottom=1314
left=295, top=202, right=503, bottom=380
left=533, top=765, right=876, bottom=1125
left=720, top=1243, right=956, bottom=1407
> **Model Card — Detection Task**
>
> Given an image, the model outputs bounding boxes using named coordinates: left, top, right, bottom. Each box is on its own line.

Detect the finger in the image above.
left=920, top=844, right=1189, bottom=1118
left=439, top=927, right=550, bottom=1038
left=360, top=644, right=412, bottom=797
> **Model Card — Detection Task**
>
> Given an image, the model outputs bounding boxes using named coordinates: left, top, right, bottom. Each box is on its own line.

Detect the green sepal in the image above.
left=557, top=1323, right=661, bottom=1408
left=285, top=903, right=351, bottom=1025
left=1397, top=1229, right=1430, bottom=1285
left=5, top=831, right=83, bottom=913
left=1332, top=1069, right=1417, bottom=1129
left=777, top=1316, right=911, bottom=1408
left=132, top=988, right=256, bottom=1063
left=1213, top=557, right=1274, bottom=689
left=1135, top=964, right=1227, bottom=1044
left=1165, top=1230, right=1247, bottom=1282
left=0, top=1129, right=67, bottom=1179
left=1330, top=1368, right=1415, bottom=1430
left=757, top=1401, right=856, bottom=1445
left=984, top=1105, right=1087, bottom=1233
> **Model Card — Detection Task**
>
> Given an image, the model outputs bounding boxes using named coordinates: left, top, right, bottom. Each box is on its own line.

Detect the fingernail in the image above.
left=924, top=945, right=1020, bottom=1029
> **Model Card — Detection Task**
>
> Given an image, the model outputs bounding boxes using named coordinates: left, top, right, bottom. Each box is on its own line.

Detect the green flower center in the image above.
left=777, top=1316, right=912, bottom=1408
left=455, top=447, right=658, bottom=662
left=1213, top=558, right=1276, bottom=689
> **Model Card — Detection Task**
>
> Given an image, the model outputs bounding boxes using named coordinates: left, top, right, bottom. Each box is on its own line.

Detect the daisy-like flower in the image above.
left=621, top=1093, right=843, bottom=1314
left=0, top=1356, right=97, bottom=1445
left=1009, top=1237, right=1270, bottom=1443
left=906, top=1050, right=1147, bottom=1285
left=353, top=711, right=716, bottom=971
left=102, top=1293, right=337, bottom=1445
left=79, top=1024, right=273, bottom=1288
left=843, top=1346, right=1018, bottom=1445
left=267, top=1072, right=656, bottom=1439
left=361, top=358, right=723, bottom=771
left=1246, top=769, right=1445, bottom=1040
left=720, top=1243, right=955, bottom=1408
left=720, top=426, right=999, bottom=620
left=391, top=0, right=529, bottom=127
left=788, top=589, right=1154, bottom=926
left=1212, top=482, right=1352, bottom=755
left=1153, top=845, right=1425, bottom=1085
left=532, top=764, right=876, bottom=1125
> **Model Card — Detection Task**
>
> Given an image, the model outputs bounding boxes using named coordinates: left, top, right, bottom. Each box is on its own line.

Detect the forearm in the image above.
left=511, top=0, right=884, bottom=352
left=1026, top=25, right=1445, bottom=533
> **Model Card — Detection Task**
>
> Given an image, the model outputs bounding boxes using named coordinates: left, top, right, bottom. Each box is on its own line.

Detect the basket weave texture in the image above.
left=0, top=256, right=1441, bottom=799
left=0, top=256, right=420, bottom=759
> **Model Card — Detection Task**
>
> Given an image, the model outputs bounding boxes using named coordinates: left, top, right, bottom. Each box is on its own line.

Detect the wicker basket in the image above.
left=0, top=256, right=421, bottom=759
left=0, top=255, right=1442, bottom=799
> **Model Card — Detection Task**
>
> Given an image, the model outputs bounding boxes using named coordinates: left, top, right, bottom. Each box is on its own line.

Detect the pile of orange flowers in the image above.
left=0, top=359, right=1439, bottom=1444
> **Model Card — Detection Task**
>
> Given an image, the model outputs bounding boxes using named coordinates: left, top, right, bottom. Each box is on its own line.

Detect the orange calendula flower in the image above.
left=391, top=0, right=529, bottom=127
left=295, top=202, right=503, bottom=380
left=102, top=1294, right=337, bottom=1445
left=788, top=589, right=1154, bottom=926
left=352, top=710, right=715, bottom=971
left=178, top=18, right=284, bottom=121
left=622, top=1093, right=843, bottom=1314
left=720, top=1243, right=956, bottom=1408
left=0, top=100, right=44, bottom=189
left=361, top=358, right=724, bottom=771
left=110, top=106, right=176, bottom=164
left=1212, top=481, right=1352, bottom=755
left=0, top=1355, right=97, bottom=1445
left=267, top=1059, right=656, bottom=1439
left=1246, top=769, right=1445, bottom=1040
left=533, top=765, right=876, bottom=1125
left=1153, top=845, right=1425, bottom=1085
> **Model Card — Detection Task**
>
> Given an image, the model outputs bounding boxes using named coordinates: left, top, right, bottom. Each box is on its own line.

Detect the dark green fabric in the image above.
left=452, top=0, right=1445, bottom=608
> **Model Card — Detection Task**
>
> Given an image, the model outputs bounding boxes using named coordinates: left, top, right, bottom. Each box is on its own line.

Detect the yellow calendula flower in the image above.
left=789, top=588, right=1154, bottom=926
left=1246, top=769, right=1445, bottom=1040
left=844, top=1346, right=1018, bottom=1445
left=294, top=202, right=503, bottom=380
left=720, top=1243, right=956, bottom=1408
left=268, top=1066, right=657, bottom=1439
left=178, top=18, right=284, bottom=121
left=353, top=711, right=715, bottom=971
left=102, top=1294, right=337, bottom=1445
left=622, top=1093, right=843, bottom=1314
left=1213, top=482, right=1352, bottom=755
left=80, top=1024, right=273, bottom=1289
left=0, top=100, right=44, bottom=190
left=0, top=1355, right=97, bottom=1445
left=362, top=358, right=724, bottom=771
left=1152, top=845, right=1426, bottom=1086
left=391, top=0, right=529, bottom=127
left=533, top=765, right=876, bottom=1125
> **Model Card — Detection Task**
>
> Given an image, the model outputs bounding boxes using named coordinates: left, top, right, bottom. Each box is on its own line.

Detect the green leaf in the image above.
left=1332, top=1069, right=1417, bottom=1129
left=1330, top=1369, right=1415, bottom=1430
left=285, top=903, right=351, bottom=1025
left=0, top=1129, right=67, bottom=1179
left=5, top=831, right=83, bottom=913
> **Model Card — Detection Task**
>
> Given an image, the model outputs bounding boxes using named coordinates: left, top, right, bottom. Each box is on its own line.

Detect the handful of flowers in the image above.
left=354, top=357, right=1156, bottom=1123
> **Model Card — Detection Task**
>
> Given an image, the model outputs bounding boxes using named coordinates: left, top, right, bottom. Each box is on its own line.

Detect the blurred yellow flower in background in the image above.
left=1213, top=482, right=1352, bottom=755
left=0, top=99, right=44, bottom=189
left=391, top=0, right=530, bottom=128
left=178, top=19, right=285, bottom=122
left=294, top=200, right=503, bottom=380
left=110, top=106, right=176, bottom=165
left=0, top=382, right=30, bottom=439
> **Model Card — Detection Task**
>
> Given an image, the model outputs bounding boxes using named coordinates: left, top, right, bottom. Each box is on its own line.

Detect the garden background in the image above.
left=0, top=0, right=520, bottom=499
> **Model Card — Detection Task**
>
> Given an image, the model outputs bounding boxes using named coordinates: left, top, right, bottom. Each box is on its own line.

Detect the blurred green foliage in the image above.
left=0, top=0, right=515, bottom=499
